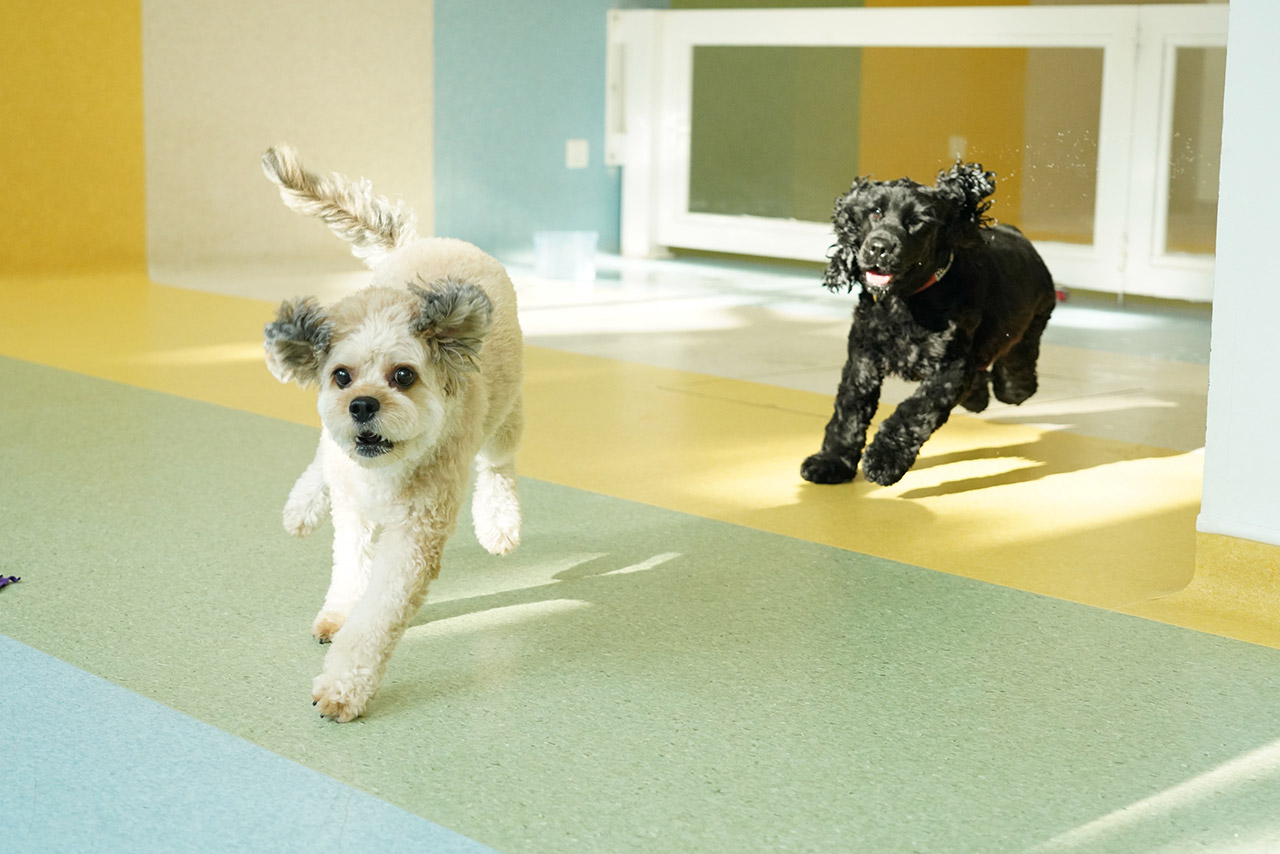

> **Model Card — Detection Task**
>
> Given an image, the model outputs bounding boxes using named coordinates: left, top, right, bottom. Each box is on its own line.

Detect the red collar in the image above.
left=912, top=252, right=955, bottom=295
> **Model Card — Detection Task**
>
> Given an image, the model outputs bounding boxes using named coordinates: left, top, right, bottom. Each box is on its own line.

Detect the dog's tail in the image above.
left=262, top=145, right=419, bottom=267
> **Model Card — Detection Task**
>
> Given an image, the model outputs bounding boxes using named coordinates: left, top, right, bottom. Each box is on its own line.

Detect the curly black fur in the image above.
left=802, top=162, right=1056, bottom=487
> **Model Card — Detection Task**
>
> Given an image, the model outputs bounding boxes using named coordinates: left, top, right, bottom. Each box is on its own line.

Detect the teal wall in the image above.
left=434, top=1, right=666, bottom=257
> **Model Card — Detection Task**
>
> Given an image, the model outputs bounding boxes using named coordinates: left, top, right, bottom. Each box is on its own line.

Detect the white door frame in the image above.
left=607, top=4, right=1228, bottom=301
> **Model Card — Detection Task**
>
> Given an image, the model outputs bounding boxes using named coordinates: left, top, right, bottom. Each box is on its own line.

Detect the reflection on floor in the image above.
left=7, top=257, right=1280, bottom=854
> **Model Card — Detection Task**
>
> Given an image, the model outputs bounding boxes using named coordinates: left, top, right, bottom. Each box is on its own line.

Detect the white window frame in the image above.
left=607, top=4, right=1229, bottom=301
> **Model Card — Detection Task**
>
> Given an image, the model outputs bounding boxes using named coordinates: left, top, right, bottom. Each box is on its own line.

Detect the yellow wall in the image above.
left=857, top=47, right=1027, bottom=221
left=0, top=0, right=147, bottom=275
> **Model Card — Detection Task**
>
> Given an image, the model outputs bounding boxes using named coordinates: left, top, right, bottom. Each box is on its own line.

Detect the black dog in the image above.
left=801, top=162, right=1055, bottom=487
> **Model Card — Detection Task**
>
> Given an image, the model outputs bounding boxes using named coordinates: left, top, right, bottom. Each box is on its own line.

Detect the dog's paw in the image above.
left=282, top=464, right=329, bottom=537
left=959, top=370, right=990, bottom=413
left=476, top=523, right=520, bottom=556
left=801, top=453, right=857, bottom=485
left=311, top=664, right=376, bottom=723
left=473, top=497, right=520, bottom=555
left=472, top=470, right=521, bottom=555
left=860, top=440, right=912, bottom=487
left=283, top=486, right=329, bottom=537
left=283, top=504, right=324, bottom=538
left=311, top=610, right=347, bottom=644
left=992, top=371, right=1037, bottom=406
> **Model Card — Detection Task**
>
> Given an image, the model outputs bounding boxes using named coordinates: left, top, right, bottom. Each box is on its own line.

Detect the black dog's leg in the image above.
left=861, top=358, right=970, bottom=486
left=801, top=351, right=882, bottom=484
left=992, top=308, right=1051, bottom=405
left=958, top=368, right=990, bottom=413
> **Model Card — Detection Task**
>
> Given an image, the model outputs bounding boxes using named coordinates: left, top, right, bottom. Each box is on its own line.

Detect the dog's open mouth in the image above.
left=864, top=269, right=894, bottom=290
left=354, top=432, right=393, bottom=458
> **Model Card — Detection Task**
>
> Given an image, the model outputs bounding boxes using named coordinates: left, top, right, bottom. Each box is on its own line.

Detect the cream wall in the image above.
left=141, top=0, right=434, bottom=279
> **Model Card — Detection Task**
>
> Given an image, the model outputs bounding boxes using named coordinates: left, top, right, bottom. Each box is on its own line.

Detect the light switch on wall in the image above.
left=566, top=138, right=589, bottom=169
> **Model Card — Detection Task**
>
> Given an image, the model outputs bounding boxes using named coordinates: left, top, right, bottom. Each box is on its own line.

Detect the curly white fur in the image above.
left=262, top=145, right=419, bottom=267
left=282, top=449, right=329, bottom=536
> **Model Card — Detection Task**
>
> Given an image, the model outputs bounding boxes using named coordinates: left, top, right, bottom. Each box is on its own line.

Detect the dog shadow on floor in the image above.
left=895, top=425, right=1190, bottom=500
left=405, top=549, right=683, bottom=630
left=367, top=548, right=695, bottom=717
left=977, top=397, right=1205, bottom=456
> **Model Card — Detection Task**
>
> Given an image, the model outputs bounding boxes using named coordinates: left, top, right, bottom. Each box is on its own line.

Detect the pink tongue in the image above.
left=865, top=271, right=893, bottom=288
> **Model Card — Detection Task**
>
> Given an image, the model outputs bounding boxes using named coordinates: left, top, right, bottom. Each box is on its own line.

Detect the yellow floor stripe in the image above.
left=1126, top=533, right=1280, bottom=649
left=519, top=347, right=1200, bottom=612
left=1, top=273, right=1225, bottom=642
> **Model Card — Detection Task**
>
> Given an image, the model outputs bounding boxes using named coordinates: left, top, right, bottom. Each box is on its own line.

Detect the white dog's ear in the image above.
left=409, top=279, right=493, bottom=374
left=263, top=297, right=333, bottom=386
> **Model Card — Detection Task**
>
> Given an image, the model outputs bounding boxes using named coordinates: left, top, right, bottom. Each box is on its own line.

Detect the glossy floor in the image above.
left=6, top=258, right=1280, bottom=853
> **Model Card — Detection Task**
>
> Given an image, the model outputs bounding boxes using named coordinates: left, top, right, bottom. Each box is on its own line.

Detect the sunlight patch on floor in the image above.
left=1034, top=738, right=1280, bottom=852
left=411, top=598, right=592, bottom=639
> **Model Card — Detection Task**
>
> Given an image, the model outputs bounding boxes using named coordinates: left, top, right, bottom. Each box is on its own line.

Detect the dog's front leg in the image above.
left=861, top=358, right=970, bottom=486
left=312, top=498, right=376, bottom=643
left=802, top=350, right=882, bottom=484
left=282, top=441, right=329, bottom=537
left=311, top=520, right=446, bottom=722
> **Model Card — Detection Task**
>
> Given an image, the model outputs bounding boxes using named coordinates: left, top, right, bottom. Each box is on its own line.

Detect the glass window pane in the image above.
left=688, top=46, right=1104, bottom=246
left=689, top=46, right=863, bottom=222
left=1165, top=46, right=1225, bottom=256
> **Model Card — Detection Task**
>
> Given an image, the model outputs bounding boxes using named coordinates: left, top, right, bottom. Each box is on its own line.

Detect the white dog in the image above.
left=261, top=146, right=524, bottom=722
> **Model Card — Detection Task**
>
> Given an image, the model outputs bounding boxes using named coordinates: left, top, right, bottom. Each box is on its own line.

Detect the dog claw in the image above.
left=312, top=671, right=372, bottom=723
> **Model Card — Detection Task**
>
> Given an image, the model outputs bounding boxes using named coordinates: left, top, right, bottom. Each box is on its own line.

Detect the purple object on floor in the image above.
left=0, top=576, right=20, bottom=589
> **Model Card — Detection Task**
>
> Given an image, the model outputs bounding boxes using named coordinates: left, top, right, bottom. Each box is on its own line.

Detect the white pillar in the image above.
left=1197, top=0, right=1280, bottom=547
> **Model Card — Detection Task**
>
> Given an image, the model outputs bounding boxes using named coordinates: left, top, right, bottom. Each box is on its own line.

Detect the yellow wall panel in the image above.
left=857, top=46, right=1028, bottom=220
left=0, top=0, right=147, bottom=274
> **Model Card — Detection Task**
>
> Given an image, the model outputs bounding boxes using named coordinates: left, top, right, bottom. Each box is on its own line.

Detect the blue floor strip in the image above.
left=1, top=635, right=496, bottom=854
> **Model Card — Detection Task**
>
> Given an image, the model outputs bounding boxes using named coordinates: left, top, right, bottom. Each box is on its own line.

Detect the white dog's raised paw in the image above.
left=283, top=488, right=328, bottom=537
left=311, top=667, right=375, bottom=723
left=282, top=458, right=329, bottom=537
left=283, top=505, right=323, bottom=538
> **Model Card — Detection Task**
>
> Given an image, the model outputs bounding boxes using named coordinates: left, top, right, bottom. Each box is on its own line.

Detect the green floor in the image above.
left=6, top=355, right=1280, bottom=852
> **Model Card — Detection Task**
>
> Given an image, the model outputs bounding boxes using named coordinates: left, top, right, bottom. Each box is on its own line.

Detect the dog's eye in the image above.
left=332, top=368, right=352, bottom=389
left=870, top=208, right=883, bottom=220
left=391, top=367, right=417, bottom=389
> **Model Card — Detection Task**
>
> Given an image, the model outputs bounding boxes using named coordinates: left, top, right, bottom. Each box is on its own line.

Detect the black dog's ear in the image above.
left=823, top=244, right=860, bottom=293
left=824, top=177, right=873, bottom=293
left=264, top=297, right=332, bottom=386
left=935, top=161, right=996, bottom=226
left=409, top=279, right=493, bottom=376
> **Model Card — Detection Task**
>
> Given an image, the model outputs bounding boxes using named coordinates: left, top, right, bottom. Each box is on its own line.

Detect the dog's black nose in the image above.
left=349, top=396, right=380, bottom=423
left=864, top=235, right=896, bottom=263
